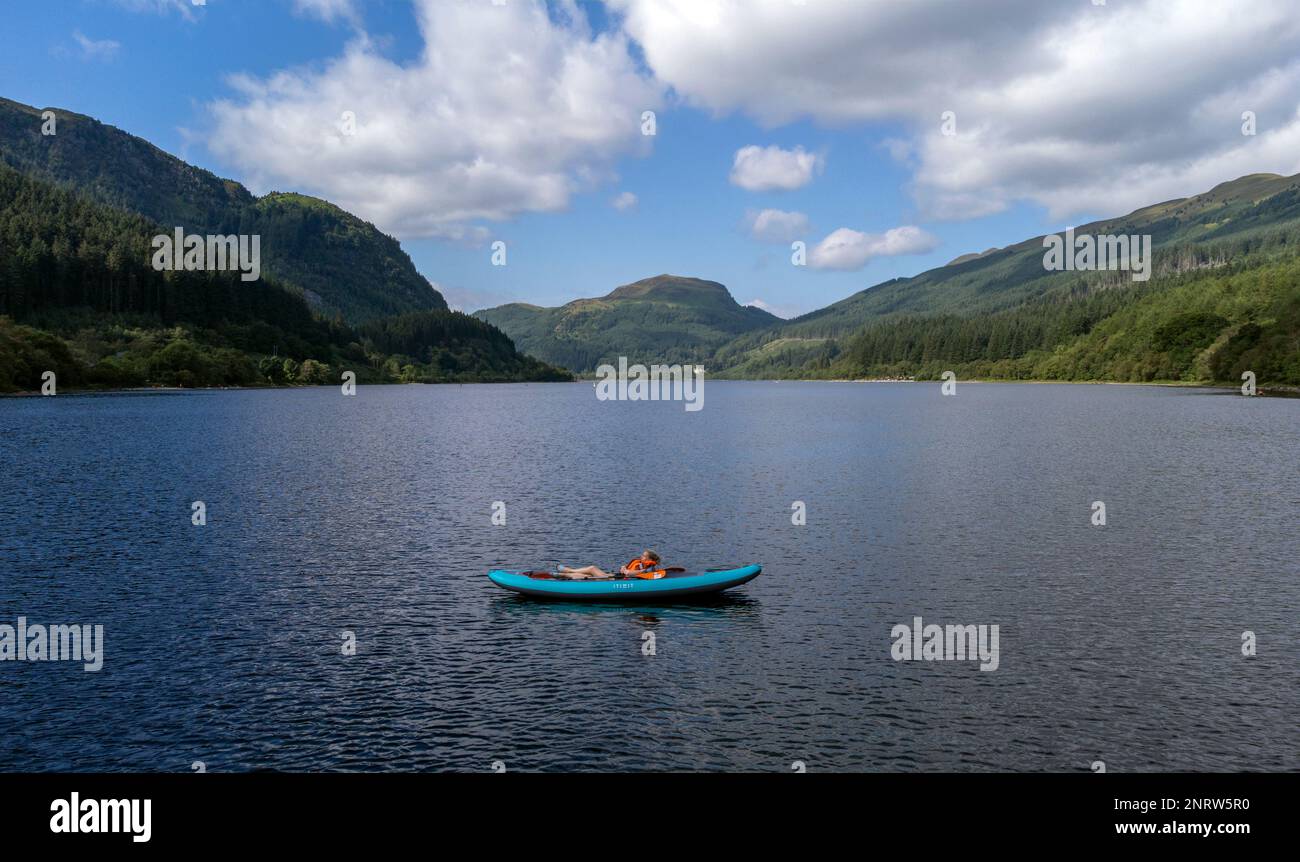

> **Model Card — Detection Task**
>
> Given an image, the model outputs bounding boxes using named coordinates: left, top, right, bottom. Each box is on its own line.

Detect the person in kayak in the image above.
left=558, top=550, right=665, bottom=580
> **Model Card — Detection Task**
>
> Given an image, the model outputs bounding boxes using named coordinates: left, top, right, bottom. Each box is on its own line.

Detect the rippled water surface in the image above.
left=1, top=382, right=1296, bottom=772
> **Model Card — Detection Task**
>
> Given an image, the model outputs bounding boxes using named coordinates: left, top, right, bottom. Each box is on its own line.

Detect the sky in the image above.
left=3, top=0, right=1300, bottom=316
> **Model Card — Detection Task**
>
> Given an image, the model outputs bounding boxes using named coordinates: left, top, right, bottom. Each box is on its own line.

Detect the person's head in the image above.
left=642, top=550, right=661, bottom=563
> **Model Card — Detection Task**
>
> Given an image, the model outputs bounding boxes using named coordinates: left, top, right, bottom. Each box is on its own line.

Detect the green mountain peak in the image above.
left=476, top=274, right=779, bottom=373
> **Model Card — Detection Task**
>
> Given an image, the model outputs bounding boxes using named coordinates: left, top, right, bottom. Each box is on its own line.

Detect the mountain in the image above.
left=3, top=91, right=1293, bottom=389
left=0, top=97, right=446, bottom=322
left=483, top=172, right=1299, bottom=386
left=475, top=275, right=780, bottom=372
left=0, top=107, right=569, bottom=391
left=792, top=172, right=1300, bottom=335
left=711, top=172, right=1300, bottom=385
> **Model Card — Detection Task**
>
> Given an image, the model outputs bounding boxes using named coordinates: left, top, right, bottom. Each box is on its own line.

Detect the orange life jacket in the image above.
left=627, top=558, right=666, bottom=579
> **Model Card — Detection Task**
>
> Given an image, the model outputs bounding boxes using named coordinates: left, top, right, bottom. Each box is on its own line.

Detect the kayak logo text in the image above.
left=891, top=617, right=1000, bottom=671
left=594, top=357, right=704, bottom=412
left=50, top=793, right=151, bottom=843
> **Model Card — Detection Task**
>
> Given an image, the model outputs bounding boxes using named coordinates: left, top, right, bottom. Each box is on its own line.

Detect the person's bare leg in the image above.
left=557, top=565, right=611, bottom=579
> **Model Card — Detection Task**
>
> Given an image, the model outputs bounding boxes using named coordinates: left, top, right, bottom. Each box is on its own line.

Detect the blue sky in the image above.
left=4, top=1, right=1298, bottom=316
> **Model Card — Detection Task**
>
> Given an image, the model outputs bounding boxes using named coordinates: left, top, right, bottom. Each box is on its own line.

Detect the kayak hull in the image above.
left=488, top=565, right=761, bottom=601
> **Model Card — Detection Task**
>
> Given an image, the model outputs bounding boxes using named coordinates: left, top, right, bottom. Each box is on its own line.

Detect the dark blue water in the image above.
left=1, top=382, right=1296, bottom=772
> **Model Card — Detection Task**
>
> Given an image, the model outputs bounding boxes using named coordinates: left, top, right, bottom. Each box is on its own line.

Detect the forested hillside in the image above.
left=832, top=234, right=1300, bottom=384
left=0, top=164, right=568, bottom=391
left=0, top=97, right=446, bottom=322
left=713, top=173, right=1300, bottom=386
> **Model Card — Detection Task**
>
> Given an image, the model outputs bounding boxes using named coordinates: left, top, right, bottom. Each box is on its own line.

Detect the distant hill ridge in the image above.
left=706, top=171, right=1300, bottom=383
left=480, top=173, right=1300, bottom=386
left=475, top=274, right=780, bottom=373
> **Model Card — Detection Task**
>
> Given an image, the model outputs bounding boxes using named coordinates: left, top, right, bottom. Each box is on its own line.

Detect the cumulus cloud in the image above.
left=613, top=0, right=1300, bottom=221
left=72, top=31, right=120, bottom=62
left=611, top=191, right=638, bottom=211
left=746, top=208, right=809, bottom=243
left=206, top=0, right=1300, bottom=242
left=808, top=226, right=939, bottom=271
left=207, top=0, right=659, bottom=240
left=730, top=145, right=821, bottom=191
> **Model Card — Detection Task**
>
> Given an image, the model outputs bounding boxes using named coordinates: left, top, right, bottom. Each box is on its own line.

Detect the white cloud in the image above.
left=611, top=191, right=638, bottom=211
left=746, top=208, right=809, bottom=243
left=207, top=0, right=660, bottom=240
left=744, top=298, right=795, bottom=319
left=808, top=226, right=939, bottom=271
left=292, top=0, right=360, bottom=25
left=109, top=0, right=197, bottom=20
left=72, top=31, right=121, bottom=62
left=614, top=0, right=1300, bottom=221
left=730, top=145, right=821, bottom=191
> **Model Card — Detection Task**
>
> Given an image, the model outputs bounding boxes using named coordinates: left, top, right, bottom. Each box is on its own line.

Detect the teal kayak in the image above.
left=488, top=564, right=761, bottom=601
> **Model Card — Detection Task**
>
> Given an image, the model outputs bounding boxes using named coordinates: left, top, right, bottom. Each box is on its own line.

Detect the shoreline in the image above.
left=9, top=378, right=1298, bottom=398
left=844, top=378, right=1300, bottom=396
left=0, top=379, right=571, bottom=397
